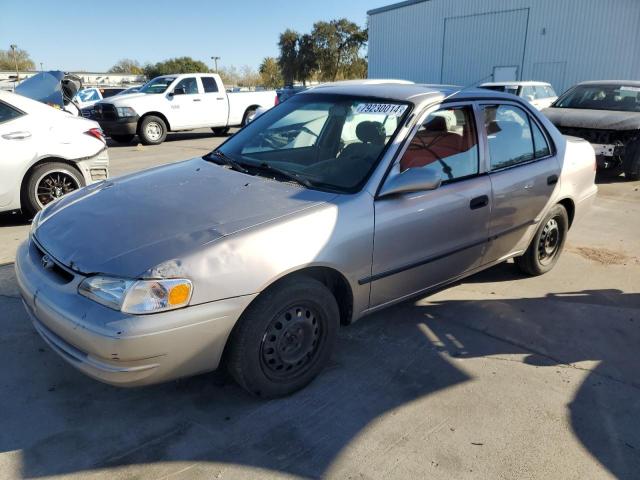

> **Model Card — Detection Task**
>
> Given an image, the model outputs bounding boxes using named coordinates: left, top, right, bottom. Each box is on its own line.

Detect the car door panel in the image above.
left=167, top=77, right=202, bottom=129
left=480, top=103, right=561, bottom=263
left=369, top=104, right=490, bottom=307
left=199, top=76, right=229, bottom=127
left=369, top=176, right=491, bottom=307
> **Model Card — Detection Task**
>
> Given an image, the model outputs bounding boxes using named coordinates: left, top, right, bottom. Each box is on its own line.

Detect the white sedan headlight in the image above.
left=78, top=276, right=193, bottom=314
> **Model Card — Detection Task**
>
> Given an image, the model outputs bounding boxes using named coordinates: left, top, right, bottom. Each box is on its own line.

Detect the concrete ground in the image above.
left=0, top=132, right=638, bottom=479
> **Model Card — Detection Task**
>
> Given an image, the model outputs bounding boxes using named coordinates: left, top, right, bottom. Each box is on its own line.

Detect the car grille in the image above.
left=31, top=238, right=75, bottom=284
left=92, top=103, right=118, bottom=121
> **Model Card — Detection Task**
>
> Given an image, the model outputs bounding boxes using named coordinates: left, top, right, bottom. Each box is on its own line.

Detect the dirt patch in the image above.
left=570, top=246, right=638, bottom=265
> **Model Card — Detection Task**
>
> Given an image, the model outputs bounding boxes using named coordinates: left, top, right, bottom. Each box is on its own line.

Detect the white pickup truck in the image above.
left=91, top=73, right=277, bottom=145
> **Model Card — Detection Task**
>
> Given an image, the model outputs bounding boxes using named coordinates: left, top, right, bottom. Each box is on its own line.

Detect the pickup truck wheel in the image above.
left=226, top=276, right=339, bottom=398
left=211, top=127, right=230, bottom=136
left=515, top=204, right=568, bottom=276
left=110, top=134, right=135, bottom=144
left=242, top=107, right=257, bottom=127
left=138, top=115, right=167, bottom=145
left=22, top=162, right=85, bottom=218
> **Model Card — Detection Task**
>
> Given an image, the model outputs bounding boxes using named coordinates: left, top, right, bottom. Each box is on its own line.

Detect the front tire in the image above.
left=242, top=107, right=257, bottom=127
left=226, top=276, right=339, bottom=398
left=22, top=162, right=85, bottom=217
left=515, top=204, right=568, bottom=276
left=138, top=115, right=167, bottom=145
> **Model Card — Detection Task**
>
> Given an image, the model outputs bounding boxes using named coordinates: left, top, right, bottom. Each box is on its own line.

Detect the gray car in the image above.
left=16, top=81, right=597, bottom=397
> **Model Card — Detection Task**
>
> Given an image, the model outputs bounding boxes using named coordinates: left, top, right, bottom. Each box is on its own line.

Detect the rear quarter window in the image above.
left=0, top=101, right=24, bottom=124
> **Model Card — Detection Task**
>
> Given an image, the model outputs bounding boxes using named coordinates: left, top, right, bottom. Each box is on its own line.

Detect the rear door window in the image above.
left=483, top=104, right=535, bottom=170
left=201, top=77, right=219, bottom=93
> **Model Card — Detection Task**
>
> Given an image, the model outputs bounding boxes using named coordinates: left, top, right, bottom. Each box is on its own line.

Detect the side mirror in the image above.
left=172, top=87, right=186, bottom=96
left=378, top=167, right=442, bottom=198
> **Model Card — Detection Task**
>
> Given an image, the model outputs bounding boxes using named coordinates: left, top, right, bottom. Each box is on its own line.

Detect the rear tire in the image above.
left=22, top=162, right=85, bottom=218
left=242, top=107, right=257, bottom=127
left=515, top=204, right=568, bottom=276
left=138, top=115, right=167, bottom=145
left=211, top=127, right=230, bottom=136
left=226, top=276, right=339, bottom=398
left=110, top=134, right=135, bottom=144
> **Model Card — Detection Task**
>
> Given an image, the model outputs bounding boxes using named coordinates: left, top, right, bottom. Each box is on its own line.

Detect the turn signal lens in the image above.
left=168, top=283, right=191, bottom=306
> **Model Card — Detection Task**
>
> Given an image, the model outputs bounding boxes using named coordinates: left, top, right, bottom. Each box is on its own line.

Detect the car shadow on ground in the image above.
left=594, top=171, right=638, bottom=185
left=0, top=261, right=637, bottom=478
left=0, top=211, right=30, bottom=227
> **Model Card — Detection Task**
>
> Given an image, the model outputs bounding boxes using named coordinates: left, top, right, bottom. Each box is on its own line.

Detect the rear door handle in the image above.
left=2, top=131, right=31, bottom=140
left=193, top=99, right=202, bottom=102
left=216, top=97, right=225, bottom=100
left=470, top=195, right=489, bottom=210
left=547, top=174, right=558, bottom=185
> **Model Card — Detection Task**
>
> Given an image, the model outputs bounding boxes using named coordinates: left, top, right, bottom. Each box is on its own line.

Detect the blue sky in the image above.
left=1, top=0, right=390, bottom=72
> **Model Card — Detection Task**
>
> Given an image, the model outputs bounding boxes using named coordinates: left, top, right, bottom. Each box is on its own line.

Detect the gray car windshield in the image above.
left=214, top=94, right=410, bottom=192
left=555, top=84, right=640, bottom=112
left=139, top=77, right=176, bottom=94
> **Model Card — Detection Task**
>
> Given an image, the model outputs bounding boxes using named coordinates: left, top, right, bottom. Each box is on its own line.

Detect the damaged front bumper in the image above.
left=15, top=237, right=256, bottom=387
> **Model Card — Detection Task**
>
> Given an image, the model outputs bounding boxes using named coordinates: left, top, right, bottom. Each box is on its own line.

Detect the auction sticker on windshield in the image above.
left=355, top=103, right=408, bottom=116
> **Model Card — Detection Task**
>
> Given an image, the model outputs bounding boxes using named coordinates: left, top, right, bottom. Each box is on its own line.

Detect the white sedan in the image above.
left=0, top=91, right=109, bottom=217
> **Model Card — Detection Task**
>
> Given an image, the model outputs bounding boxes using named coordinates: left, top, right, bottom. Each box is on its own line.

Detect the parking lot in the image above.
left=0, top=132, right=638, bottom=479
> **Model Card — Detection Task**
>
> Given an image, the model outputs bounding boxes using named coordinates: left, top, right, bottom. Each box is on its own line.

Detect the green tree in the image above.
left=259, top=57, right=283, bottom=89
left=0, top=47, right=35, bottom=71
left=311, top=19, right=367, bottom=81
left=278, top=29, right=299, bottom=86
left=143, top=57, right=210, bottom=79
left=297, top=34, right=317, bottom=86
left=108, top=59, right=143, bottom=74
left=218, top=65, right=240, bottom=87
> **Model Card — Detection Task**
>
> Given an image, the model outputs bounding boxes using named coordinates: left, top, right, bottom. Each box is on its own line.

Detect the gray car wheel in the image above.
left=226, top=276, right=339, bottom=397
left=515, top=204, right=568, bottom=276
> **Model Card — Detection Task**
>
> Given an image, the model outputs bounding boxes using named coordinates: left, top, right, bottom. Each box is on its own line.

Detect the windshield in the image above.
left=139, top=76, right=176, bottom=94
left=554, top=84, right=640, bottom=112
left=214, top=93, right=410, bottom=193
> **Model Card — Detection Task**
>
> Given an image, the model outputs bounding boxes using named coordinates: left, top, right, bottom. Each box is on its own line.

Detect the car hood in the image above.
left=33, top=158, right=337, bottom=277
left=103, top=92, right=159, bottom=107
left=544, top=107, right=640, bottom=130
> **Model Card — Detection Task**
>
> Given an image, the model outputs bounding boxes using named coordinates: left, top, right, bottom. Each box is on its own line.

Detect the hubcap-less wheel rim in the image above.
left=35, top=171, right=80, bottom=208
left=538, top=217, right=561, bottom=265
left=145, top=121, right=163, bottom=141
left=260, top=305, right=322, bottom=380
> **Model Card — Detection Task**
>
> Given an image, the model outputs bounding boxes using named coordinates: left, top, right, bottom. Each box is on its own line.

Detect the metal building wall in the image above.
left=368, top=0, right=640, bottom=93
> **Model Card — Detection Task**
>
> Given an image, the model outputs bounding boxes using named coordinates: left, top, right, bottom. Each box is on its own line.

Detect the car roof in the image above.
left=576, top=80, right=640, bottom=87
left=301, top=80, right=527, bottom=104
left=480, top=81, right=551, bottom=87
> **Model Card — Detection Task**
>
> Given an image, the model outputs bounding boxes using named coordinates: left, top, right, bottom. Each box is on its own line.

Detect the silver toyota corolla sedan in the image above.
left=16, top=81, right=597, bottom=397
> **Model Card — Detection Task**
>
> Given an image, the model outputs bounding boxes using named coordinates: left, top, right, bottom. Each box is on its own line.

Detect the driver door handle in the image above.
left=2, top=131, right=31, bottom=140
left=193, top=99, right=202, bottom=102
left=470, top=195, right=489, bottom=210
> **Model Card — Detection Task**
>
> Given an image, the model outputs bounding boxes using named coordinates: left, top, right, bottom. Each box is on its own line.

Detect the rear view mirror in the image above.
left=378, top=167, right=442, bottom=197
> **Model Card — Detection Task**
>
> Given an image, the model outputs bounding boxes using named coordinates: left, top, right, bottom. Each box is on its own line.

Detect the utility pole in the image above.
left=10, top=44, right=19, bottom=82
left=211, top=56, right=220, bottom=73
left=40, top=62, right=43, bottom=71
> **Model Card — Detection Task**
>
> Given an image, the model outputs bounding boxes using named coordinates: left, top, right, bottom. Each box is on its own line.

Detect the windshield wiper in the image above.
left=205, top=151, right=249, bottom=174
left=254, top=162, right=313, bottom=188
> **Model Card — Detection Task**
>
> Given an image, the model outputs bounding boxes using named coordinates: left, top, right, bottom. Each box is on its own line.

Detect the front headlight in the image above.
left=78, top=276, right=192, bottom=314
left=116, top=106, right=136, bottom=118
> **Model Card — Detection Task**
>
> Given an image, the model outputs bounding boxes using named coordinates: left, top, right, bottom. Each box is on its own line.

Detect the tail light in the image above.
left=85, top=128, right=105, bottom=144
left=274, top=95, right=279, bottom=106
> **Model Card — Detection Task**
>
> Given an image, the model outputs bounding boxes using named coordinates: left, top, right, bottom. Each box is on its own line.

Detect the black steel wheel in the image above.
left=515, top=204, right=568, bottom=276
left=260, top=304, right=323, bottom=380
left=226, top=276, right=339, bottom=397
